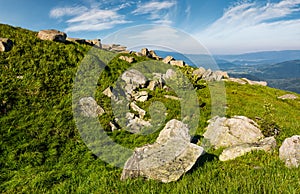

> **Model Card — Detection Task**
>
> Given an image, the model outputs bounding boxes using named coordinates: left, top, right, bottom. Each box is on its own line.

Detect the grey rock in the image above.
left=192, top=67, right=206, bottom=79
left=0, top=38, right=13, bottom=52
left=121, top=69, right=147, bottom=87
left=278, top=94, right=298, bottom=100
left=203, top=116, right=264, bottom=149
left=79, top=97, right=105, bottom=118
left=147, top=80, right=159, bottom=91
left=37, top=29, right=67, bottom=42
left=133, top=91, right=148, bottom=102
left=164, top=95, right=181, bottom=101
left=279, top=135, right=300, bottom=168
left=170, top=60, right=185, bottom=67
left=121, top=119, right=205, bottom=183
left=164, top=69, right=177, bottom=80
left=162, top=56, right=174, bottom=64
left=119, top=56, right=135, bottom=63
left=219, top=137, right=276, bottom=161
left=126, top=117, right=152, bottom=134
left=130, top=102, right=146, bottom=119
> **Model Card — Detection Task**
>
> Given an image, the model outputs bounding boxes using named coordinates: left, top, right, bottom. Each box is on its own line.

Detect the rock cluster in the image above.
left=193, top=67, right=229, bottom=82
left=227, top=78, right=267, bottom=86
left=37, top=29, right=67, bottom=42
left=203, top=116, right=276, bottom=161
left=121, top=119, right=205, bottom=183
left=0, top=38, right=13, bottom=52
left=278, top=94, right=298, bottom=100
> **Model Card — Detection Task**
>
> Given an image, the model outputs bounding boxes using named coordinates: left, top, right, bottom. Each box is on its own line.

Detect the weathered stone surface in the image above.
left=219, top=137, right=276, bottom=161
left=0, top=38, right=13, bottom=52
left=130, top=102, right=146, bottom=118
left=203, top=116, right=264, bottom=149
left=149, top=50, right=162, bottom=60
left=192, top=67, right=206, bottom=79
left=66, top=37, right=87, bottom=44
left=121, top=69, right=147, bottom=95
left=119, top=56, right=135, bottom=63
left=37, top=29, right=67, bottom=42
left=141, top=48, right=150, bottom=57
left=227, top=78, right=247, bottom=84
left=162, top=56, right=174, bottom=64
left=103, top=86, right=114, bottom=98
left=147, top=80, right=159, bottom=91
left=126, top=117, right=152, bottom=134
left=170, top=60, right=185, bottom=67
left=242, top=78, right=267, bottom=86
left=278, top=94, right=298, bottom=100
left=133, top=91, right=148, bottom=102
left=86, top=39, right=101, bottom=47
left=79, top=97, right=105, bottom=118
left=121, top=119, right=205, bottom=183
left=164, top=95, right=181, bottom=101
left=279, top=135, right=300, bottom=168
left=164, top=69, right=177, bottom=80
left=109, top=122, right=118, bottom=131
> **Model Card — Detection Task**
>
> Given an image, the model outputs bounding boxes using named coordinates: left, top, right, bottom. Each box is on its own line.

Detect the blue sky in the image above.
left=1, top=0, right=300, bottom=54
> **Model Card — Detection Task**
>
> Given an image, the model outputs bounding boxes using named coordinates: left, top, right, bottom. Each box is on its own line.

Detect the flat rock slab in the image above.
left=121, top=119, right=205, bottom=183
left=219, top=137, right=276, bottom=161
left=203, top=116, right=264, bottom=149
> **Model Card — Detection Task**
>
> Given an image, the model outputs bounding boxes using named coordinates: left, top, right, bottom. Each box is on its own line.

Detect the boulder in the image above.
left=163, top=69, right=177, bottom=80
left=203, top=116, right=264, bottom=149
left=192, top=67, right=206, bottom=79
left=149, top=50, right=162, bottom=60
left=162, top=56, right=174, bottom=64
left=147, top=80, right=159, bottom=91
left=121, top=119, right=205, bottom=183
left=103, top=86, right=114, bottom=98
left=37, top=29, right=67, bottom=42
left=219, top=137, right=276, bottom=161
left=130, top=102, right=146, bottom=118
left=119, top=56, right=135, bottom=63
left=278, top=94, right=298, bottom=100
left=121, top=69, right=147, bottom=95
left=86, top=39, right=101, bottom=47
left=170, top=60, right=185, bottom=67
left=279, top=135, right=300, bottom=168
left=0, top=38, right=13, bottom=52
left=79, top=97, right=105, bottom=118
left=66, top=37, right=86, bottom=44
left=141, top=48, right=150, bottom=57
left=227, top=78, right=247, bottom=85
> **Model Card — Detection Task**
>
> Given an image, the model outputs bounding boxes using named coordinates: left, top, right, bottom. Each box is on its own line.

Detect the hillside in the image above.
left=0, top=24, right=300, bottom=193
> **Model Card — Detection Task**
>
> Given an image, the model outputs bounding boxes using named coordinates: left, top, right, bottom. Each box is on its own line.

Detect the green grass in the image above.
left=1, top=24, right=300, bottom=193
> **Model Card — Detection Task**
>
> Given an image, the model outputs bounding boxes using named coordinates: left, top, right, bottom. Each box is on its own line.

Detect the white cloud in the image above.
left=196, top=0, right=300, bottom=54
left=50, top=5, right=130, bottom=32
left=132, top=1, right=176, bottom=24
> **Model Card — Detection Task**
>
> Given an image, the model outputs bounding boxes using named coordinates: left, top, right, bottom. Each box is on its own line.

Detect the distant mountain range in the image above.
left=155, top=50, right=300, bottom=93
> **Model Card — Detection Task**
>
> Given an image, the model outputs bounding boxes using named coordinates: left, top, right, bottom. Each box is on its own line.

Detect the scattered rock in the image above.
left=147, top=80, right=159, bottom=91
left=219, top=137, right=276, bottom=161
left=227, top=78, right=267, bottom=86
left=86, top=39, right=101, bottom=47
left=121, top=69, right=147, bottom=95
left=278, top=94, right=298, bottom=100
left=109, top=122, right=118, bottom=131
left=126, top=117, right=152, bottom=134
left=66, top=37, right=87, bottom=44
left=164, top=95, right=181, bottom=101
left=149, top=50, right=162, bottom=60
left=162, top=56, right=174, bottom=64
left=163, top=69, right=177, bottom=80
left=203, top=116, right=264, bottom=149
left=121, top=119, right=205, bottom=183
left=103, top=86, right=114, bottom=98
left=130, top=102, right=146, bottom=118
left=170, top=60, right=185, bottom=67
left=133, top=91, right=148, bottom=102
left=79, top=97, right=105, bottom=118
left=119, top=56, right=135, bottom=63
left=0, top=38, right=13, bottom=52
left=37, top=29, right=67, bottom=42
left=279, top=135, right=300, bottom=168
left=227, top=78, right=247, bottom=85
left=192, top=67, right=206, bottom=79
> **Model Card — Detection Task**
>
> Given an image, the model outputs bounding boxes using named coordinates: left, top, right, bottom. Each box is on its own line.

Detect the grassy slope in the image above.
left=0, top=24, right=300, bottom=193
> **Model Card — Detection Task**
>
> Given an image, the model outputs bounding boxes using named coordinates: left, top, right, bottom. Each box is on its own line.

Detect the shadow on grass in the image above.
left=189, top=152, right=218, bottom=173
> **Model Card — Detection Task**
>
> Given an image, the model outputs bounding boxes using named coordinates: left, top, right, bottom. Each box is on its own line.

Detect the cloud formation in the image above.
left=196, top=0, right=300, bottom=54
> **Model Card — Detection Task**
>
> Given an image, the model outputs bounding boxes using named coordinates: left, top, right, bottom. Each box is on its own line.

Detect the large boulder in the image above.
left=192, top=67, right=206, bottom=79
left=219, top=137, right=276, bottom=161
left=37, top=29, right=67, bottom=42
left=170, top=60, right=185, bottom=67
left=0, top=38, right=13, bottom=52
left=203, top=116, right=264, bottom=149
left=121, top=69, right=147, bottom=95
left=279, top=135, right=300, bottom=168
left=162, top=56, right=174, bottom=64
left=121, top=119, right=205, bottom=183
left=79, top=97, right=105, bottom=118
